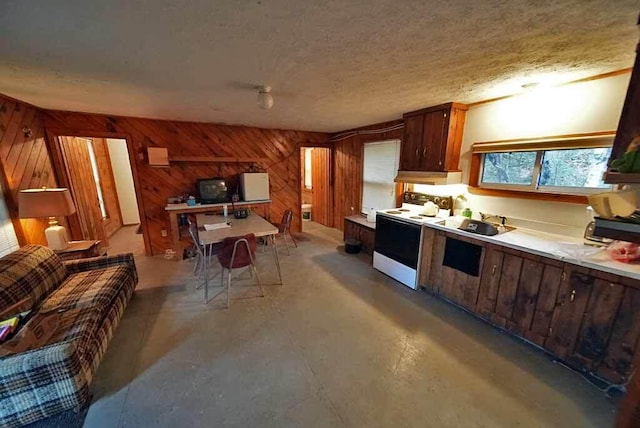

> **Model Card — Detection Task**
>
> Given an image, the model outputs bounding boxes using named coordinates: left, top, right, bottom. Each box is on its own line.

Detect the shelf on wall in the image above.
left=169, top=156, right=262, bottom=163
left=604, top=171, right=640, bottom=184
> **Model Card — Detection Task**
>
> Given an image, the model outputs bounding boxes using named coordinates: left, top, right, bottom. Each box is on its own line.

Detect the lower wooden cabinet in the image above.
left=343, top=217, right=375, bottom=255
left=419, top=226, right=640, bottom=384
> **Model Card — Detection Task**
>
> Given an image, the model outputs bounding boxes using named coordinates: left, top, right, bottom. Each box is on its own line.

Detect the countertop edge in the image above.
left=422, top=222, right=640, bottom=281
left=165, top=200, right=272, bottom=211
left=345, top=215, right=376, bottom=230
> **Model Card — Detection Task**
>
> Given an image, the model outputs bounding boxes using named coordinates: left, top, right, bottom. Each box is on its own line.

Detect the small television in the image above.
left=197, top=178, right=228, bottom=204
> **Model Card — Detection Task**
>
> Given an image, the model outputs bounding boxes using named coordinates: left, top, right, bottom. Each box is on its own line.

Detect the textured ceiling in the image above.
left=0, top=0, right=638, bottom=132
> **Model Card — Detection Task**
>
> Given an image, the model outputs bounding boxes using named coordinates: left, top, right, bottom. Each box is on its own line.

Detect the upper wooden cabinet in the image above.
left=605, top=16, right=640, bottom=184
left=399, top=102, right=468, bottom=172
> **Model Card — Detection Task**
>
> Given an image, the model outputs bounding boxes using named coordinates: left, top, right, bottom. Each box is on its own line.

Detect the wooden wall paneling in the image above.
left=331, top=120, right=404, bottom=230
left=41, top=110, right=328, bottom=256
left=0, top=96, right=58, bottom=246
left=91, top=138, right=123, bottom=237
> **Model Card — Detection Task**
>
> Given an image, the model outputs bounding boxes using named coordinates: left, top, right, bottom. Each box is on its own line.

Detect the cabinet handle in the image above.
left=570, top=289, right=576, bottom=302
left=423, top=148, right=426, bottom=156
left=438, top=160, right=442, bottom=166
left=491, top=265, right=497, bottom=276
left=561, top=271, right=566, bottom=281
left=415, top=148, right=419, bottom=157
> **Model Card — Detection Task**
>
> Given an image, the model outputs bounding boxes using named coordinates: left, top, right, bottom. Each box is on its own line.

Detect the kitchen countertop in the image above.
left=165, top=199, right=271, bottom=211
left=345, top=215, right=376, bottom=229
left=424, top=217, right=640, bottom=281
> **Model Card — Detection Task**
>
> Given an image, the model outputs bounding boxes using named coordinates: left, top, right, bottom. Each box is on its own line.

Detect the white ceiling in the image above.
left=0, top=0, right=638, bottom=132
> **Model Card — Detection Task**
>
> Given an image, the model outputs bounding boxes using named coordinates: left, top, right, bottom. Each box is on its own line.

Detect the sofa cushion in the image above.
left=40, top=265, right=133, bottom=313
left=0, top=246, right=67, bottom=318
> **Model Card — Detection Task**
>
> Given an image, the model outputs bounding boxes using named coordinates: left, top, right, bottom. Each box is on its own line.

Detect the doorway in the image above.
left=53, top=136, right=144, bottom=255
left=299, top=146, right=333, bottom=233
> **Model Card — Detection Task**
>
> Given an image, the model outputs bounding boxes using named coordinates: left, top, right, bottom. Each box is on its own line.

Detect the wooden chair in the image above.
left=273, top=209, right=297, bottom=255
left=216, top=233, right=264, bottom=308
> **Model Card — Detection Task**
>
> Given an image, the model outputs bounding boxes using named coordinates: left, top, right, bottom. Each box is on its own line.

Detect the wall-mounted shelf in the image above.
left=169, top=156, right=262, bottom=163
left=604, top=171, right=640, bottom=184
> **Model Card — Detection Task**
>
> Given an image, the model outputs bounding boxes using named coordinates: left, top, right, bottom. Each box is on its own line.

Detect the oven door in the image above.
left=374, top=215, right=421, bottom=268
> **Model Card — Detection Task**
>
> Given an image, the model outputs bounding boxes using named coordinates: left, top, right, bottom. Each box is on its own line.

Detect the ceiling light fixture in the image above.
left=521, top=82, right=540, bottom=90
left=257, top=86, right=274, bottom=110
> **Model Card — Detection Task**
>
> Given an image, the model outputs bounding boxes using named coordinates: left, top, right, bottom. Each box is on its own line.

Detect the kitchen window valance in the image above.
left=472, top=132, right=615, bottom=154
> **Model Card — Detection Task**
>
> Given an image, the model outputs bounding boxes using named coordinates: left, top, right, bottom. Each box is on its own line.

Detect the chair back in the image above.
left=187, top=219, right=204, bottom=253
left=218, top=233, right=257, bottom=269
left=279, top=209, right=293, bottom=233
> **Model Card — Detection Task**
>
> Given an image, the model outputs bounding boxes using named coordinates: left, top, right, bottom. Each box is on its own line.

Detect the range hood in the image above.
left=394, top=170, right=462, bottom=185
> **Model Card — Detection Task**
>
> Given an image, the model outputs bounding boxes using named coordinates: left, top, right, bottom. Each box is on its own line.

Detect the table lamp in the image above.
left=19, top=188, right=77, bottom=250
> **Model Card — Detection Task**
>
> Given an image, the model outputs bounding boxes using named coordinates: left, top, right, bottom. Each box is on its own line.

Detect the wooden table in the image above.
left=195, top=213, right=281, bottom=302
left=55, top=240, right=103, bottom=261
left=164, top=200, right=271, bottom=257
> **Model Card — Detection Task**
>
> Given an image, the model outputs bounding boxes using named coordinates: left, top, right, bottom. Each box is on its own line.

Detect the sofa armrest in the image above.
left=63, top=253, right=138, bottom=283
left=0, top=340, right=90, bottom=427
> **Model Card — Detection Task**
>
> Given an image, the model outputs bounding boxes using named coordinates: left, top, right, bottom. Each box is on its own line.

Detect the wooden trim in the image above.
left=298, top=141, right=332, bottom=148
left=169, top=156, right=262, bottom=163
left=467, top=68, right=633, bottom=108
left=472, top=131, right=616, bottom=153
left=468, top=186, right=588, bottom=204
left=0, top=160, right=26, bottom=245
left=604, top=171, right=640, bottom=184
left=403, top=102, right=469, bottom=118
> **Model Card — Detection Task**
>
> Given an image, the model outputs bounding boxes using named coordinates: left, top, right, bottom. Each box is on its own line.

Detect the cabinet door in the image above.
left=421, top=109, right=448, bottom=172
left=570, top=278, right=624, bottom=371
left=476, top=247, right=504, bottom=320
left=400, top=115, right=423, bottom=171
left=546, top=269, right=594, bottom=358
left=528, top=264, right=564, bottom=346
left=419, top=227, right=437, bottom=290
left=506, top=258, right=544, bottom=336
left=427, top=231, right=447, bottom=294
left=598, top=286, right=640, bottom=383
left=492, top=253, right=524, bottom=328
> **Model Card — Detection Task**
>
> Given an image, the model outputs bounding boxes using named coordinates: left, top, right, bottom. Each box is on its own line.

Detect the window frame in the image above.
left=478, top=147, right=612, bottom=196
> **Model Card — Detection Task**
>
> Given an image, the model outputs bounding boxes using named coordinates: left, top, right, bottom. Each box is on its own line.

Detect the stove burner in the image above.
left=385, top=210, right=402, bottom=214
left=398, top=209, right=410, bottom=212
left=419, top=214, right=435, bottom=217
left=409, top=216, right=422, bottom=219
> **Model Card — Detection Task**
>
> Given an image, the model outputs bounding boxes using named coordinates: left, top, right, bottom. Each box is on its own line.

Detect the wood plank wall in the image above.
left=0, top=96, right=58, bottom=245
left=311, top=147, right=332, bottom=227
left=41, top=110, right=329, bottom=255
left=331, top=120, right=404, bottom=230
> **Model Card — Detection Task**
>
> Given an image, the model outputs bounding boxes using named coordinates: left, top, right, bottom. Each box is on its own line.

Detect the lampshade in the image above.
left=18, top=188, right=76, bottom=219
left=257, top=86, right=274, bottom=110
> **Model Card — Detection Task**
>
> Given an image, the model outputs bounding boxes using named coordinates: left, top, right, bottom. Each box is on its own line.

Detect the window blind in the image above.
left=0, top=185, right=19, bottom=257
left=362, top=140, right=400, bottom=214
left=472, top=133, right=614, bottom=154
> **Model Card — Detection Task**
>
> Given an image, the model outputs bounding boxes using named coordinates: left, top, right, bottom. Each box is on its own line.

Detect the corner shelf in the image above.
left=169, top=156, right=262, bottom=163
left=604, top=171, right=640, bottom=184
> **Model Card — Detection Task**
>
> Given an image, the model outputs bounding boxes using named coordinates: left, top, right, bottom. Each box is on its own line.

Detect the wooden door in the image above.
left=58, top=137, right=108, bottom=244
left=311, top=147, right=332, bottom=227
left=546, top=267, right=594, bottom=358
left=476, top=246, right=504, bottom=319
left=400, top=114, right=423, bottom=171
left=422, top=109, right=448, bottom=172
left=504, top=257, right=544, bottom=335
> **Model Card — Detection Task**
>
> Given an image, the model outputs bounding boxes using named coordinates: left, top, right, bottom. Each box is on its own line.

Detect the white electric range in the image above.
left=373, top=192, right=453, bottom=289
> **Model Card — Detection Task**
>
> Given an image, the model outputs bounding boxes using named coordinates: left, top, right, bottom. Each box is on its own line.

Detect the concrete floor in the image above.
left=85, top=222, right=617, bottom=427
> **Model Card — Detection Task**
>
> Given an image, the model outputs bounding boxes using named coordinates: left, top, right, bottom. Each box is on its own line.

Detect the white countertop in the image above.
left=424, top=217, right=640, bottom=281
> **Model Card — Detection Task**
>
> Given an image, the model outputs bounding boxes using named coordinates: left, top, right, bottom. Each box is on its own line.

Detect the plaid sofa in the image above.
left=0, top=245, right=137, bottom=427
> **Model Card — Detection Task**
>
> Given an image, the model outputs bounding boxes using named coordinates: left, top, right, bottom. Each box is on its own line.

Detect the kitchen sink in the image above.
left=458, top=219, right=516, bottom=236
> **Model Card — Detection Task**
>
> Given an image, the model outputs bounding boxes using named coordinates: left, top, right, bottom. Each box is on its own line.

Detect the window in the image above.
left=0, top=185, right=19, bottom=257
left=304, top=148, right=313, bottom=190
left=474, top=134, right=614, bottom=195
left=85, top=139, right=108, bottom=218
left=362, top=140, right=400, bottom=214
